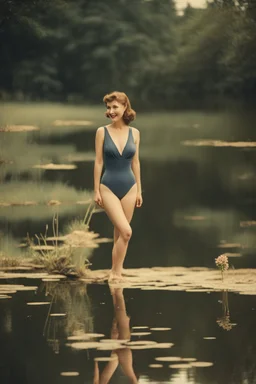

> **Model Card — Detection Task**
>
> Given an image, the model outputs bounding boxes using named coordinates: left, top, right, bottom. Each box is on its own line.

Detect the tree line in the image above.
left=0, top=0, right=255, bottom=107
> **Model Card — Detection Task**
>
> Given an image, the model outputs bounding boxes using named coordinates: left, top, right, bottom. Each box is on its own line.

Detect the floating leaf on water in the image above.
left=50, top=313, right=66, bottom=317
left=0, top=201, right=37, bottom=207
left=52, top=120, right=92, bottom=126
left=217, top=243, right=241, bottom=248
left=100, top=339, right=128, bottom=344
left=82, top=333, right=105, bottom=338
left=0, top=284, right=25, bottom=289
left=69, top=342, right=101, bottom=350
left=46, top=274, right=66, bottom=279
left=27, top=302, right=51, bottom=306
left=181, top=140, right=256, bottom=148
left=129, top=345, right=155, bottom=350
left=32, top=163, right=77, bottom=170
left=94, top=356, right=118, bottom=362
left=22, top=274, right=49, bottom=278
left=221, top=252, right=242, bottom=258
left=203, top=337, right=216, bottom=340
left=60, top=372, right=80, bottom=376
left=150, top=327, right=172, bottom=331
left=190, top=361, right=214, bottom=367
left=126, top=341, right=157, bottom=346
left=149, top=364, right=163, bottom=368
left=95, top=238, right=113, bottom=244
left=169, top=364, right=192, bottom=369
left=14, top=286, right=38, bottom=291
left=130, top=332, right=151, bottom=336
left=0, top=125, right=39, bottom=132
left=185, top=289, right=212, bottom=293
left=240, top=221, right=256, bottom=227
left=182, top=358, right=197, bottom=362
left=97, top=343, right=126, bottom=350
left=153, top=343, right=174, bottom=349
left=155, top=357, right=182, bottom=362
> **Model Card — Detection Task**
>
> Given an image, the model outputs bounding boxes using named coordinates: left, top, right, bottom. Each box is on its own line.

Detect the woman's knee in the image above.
left=120, top=226, right=132, bottom=242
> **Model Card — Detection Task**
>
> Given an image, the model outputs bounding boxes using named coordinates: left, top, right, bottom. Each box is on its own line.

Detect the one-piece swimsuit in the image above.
left=100, top=126, right=136, bottom=199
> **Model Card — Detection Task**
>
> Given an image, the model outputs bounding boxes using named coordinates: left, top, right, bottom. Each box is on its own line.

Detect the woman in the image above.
left=93, top=91, right=142, bottom=282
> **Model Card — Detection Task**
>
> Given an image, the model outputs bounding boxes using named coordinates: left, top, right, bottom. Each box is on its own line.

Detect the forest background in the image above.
left=0, top=0, right=255, bottom=108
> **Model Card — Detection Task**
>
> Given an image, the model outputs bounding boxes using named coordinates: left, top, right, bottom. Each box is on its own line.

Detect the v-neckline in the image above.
left=105, top=126, right=130, bottom=157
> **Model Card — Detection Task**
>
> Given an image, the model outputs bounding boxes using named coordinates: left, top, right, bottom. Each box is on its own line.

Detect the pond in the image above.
left=0, top=102, right=255, bottom=383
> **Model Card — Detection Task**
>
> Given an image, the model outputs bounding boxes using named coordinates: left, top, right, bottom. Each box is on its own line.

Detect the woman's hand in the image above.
left=94, top=190, right=103, bottom=207
left=136, top=193, right=143, bottom=208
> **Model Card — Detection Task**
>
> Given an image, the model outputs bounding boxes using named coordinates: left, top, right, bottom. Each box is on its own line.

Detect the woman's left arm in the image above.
left=131, top=128, right=143, bottom=208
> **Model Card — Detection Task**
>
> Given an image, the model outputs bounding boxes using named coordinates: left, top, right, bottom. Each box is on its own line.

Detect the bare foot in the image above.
left=108, top=272, right=125, bottom=283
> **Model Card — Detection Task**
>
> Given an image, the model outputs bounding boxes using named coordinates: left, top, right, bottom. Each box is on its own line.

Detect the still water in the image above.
left=0, top=102, right=255, bottom=383
left=0, top=280, right=255, bottom=383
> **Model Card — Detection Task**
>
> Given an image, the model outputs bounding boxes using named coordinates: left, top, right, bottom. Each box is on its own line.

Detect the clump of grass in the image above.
left=0, top=254, right=20, bottom=267
left=0, top=234, right=32, bottom=268
left=28, top=202, right=97, bottom=277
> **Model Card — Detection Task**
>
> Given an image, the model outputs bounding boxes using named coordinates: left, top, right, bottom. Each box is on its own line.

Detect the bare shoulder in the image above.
left=95, top=126, right=105, bottom=138
left=130, top=127, right=140, bottom=142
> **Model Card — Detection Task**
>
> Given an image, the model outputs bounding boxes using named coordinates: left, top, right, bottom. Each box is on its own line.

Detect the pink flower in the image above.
left=215, top=254, right=229, bottom=272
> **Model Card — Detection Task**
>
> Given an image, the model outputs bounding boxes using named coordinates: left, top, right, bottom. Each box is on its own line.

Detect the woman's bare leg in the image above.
left=113, top=227, right=120, bottom=245
left=113, top=183, right=137, bottom=244
left=100, top=184, right=136, bottom=279
left=119, top=184, right=137, bottom=275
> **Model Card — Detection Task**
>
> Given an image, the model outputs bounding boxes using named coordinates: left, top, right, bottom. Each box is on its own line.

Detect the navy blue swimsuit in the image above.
left=100, top=126, right=136, bottom=199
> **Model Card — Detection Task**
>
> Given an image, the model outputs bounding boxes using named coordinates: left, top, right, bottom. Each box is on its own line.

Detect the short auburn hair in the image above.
left=103, top=91, right=136, bottom=125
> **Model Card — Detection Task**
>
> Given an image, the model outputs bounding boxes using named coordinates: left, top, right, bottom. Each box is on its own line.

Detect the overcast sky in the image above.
left=175, top=0, right=207, bottom=11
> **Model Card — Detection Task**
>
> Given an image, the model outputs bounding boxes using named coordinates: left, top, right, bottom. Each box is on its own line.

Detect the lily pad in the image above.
left=155, top=357, right=182, bottom=362
left=169, top=364, right=192, bottom=369
left=94, top=356, right=118, bottom=362
left=190, top=361, right=214, bottom=367
left=60, top=372, right=79, bottom=376
left=149, top=364, right=163, bottom=368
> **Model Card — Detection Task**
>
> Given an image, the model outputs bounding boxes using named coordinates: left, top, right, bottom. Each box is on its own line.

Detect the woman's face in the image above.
left=106, top=100, right=126, bottom=123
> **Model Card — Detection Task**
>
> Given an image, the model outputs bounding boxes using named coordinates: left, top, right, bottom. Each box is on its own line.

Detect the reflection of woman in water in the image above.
left=94, top=287, right=138, bottom=384
left=94, top=92, right=143, bottom=282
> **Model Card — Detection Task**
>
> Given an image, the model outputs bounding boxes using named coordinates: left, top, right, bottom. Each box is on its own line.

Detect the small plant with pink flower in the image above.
left=215, top=254, right=229, bottom=281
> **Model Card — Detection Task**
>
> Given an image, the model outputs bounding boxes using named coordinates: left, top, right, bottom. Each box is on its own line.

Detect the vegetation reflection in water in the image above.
left=41, top=280, right=94, bottom=355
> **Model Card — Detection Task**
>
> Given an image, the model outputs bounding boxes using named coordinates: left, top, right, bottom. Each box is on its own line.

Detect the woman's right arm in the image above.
left=94, top=127, right=104, bottom=206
